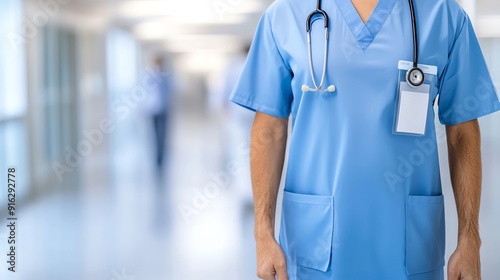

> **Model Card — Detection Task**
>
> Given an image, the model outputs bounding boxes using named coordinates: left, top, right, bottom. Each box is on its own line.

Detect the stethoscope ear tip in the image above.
left=302, top=84, right=336, bottom=92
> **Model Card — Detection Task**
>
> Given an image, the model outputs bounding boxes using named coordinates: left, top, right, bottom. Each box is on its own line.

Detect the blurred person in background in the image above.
left=143, top=56, right=172, bottom=180
left=142, top=56, right=174, bottom=230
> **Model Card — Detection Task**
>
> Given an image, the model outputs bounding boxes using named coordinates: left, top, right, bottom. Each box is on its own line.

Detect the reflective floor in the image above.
left=0, top=105, right=258, bottom=280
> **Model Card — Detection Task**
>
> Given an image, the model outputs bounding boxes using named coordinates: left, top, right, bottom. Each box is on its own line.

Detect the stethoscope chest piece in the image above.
left=406, top=67, right=424, bottom=87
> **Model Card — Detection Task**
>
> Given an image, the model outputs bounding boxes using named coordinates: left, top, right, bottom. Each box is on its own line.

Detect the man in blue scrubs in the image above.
left=230, top=0, right=500, bottom=279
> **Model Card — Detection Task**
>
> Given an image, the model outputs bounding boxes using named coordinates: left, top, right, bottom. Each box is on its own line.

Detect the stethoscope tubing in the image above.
left=307, top=28, right=329, bottom=90
left=305, top=0, right=424, bottom=91
left=408, top=0, right=418, bottom=68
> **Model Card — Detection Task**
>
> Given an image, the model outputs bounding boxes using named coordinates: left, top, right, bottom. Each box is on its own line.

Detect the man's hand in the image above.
left=446, top=119, right=482, bottom=280
left=448, top=243, right=481, bottom=280
left=256, top=236, right=289, bottom=280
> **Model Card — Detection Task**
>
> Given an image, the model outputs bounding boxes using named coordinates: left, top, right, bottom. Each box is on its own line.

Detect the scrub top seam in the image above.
left=333, top=0, right=398, bottom=51
left=370, top=0, right=398, bottom=40
left=436, top=12, right=467, bottom=86
left=333, top=0, right=363, bottom=43
left=359, top=0, right=398, bottom=50
left=230, top=95, right=290, bottom=118
left=439, top=102, right=500, bottom=126
left=265, top=11, right=293, bottom=73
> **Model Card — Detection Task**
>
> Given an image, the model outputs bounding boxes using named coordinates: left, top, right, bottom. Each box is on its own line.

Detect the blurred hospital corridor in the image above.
left=1, top=0, right=500, bottom=279
left=2, top=99, right=258, bottom=280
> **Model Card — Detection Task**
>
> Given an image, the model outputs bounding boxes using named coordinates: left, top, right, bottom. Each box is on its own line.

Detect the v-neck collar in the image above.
left=335, top=0, right=397, bottom=50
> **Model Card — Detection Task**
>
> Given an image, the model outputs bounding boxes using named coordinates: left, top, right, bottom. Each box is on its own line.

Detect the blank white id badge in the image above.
left=394, top=61, right=437, bottom=136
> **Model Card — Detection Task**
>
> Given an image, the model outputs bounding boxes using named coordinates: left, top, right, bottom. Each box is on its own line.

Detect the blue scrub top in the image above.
left=230, top=0, right=500, bottom=279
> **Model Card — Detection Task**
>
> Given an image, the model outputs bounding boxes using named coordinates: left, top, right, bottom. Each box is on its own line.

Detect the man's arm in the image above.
left=446, top=119, right=482, bottom=280
left=251, top=112, right=289, bottom=280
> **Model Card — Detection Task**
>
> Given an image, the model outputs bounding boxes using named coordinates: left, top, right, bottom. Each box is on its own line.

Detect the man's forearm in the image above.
left=250, top=112, right=288, bottom=240
left=446, top=119, right=482, bottom=247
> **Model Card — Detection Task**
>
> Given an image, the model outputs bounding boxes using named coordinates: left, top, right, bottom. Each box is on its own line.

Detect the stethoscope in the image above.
left=301, top=0, right=424, bottom=93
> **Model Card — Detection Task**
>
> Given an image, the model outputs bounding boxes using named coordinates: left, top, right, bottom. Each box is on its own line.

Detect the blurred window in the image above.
left=0, top=0, right=27, bottom=119
left=105, top=29, right=139, bottom=157
left=0, top=0, right=28, bottom=204
left=42, top=27, right=78, bottom=161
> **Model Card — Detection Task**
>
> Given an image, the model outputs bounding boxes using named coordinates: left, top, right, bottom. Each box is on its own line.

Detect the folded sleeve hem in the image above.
left=230, top=96, right=290, bottom=118
left=439, top=103, right=500, bottom=125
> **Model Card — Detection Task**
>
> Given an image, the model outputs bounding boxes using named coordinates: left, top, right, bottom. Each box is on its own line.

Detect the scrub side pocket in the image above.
left=405, top=195, right=445, bottom=275
left=281, top=191, right=333, bottom=272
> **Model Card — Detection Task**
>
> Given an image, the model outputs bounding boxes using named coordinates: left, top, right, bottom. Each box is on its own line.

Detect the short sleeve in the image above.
left=437, top=14, right=500, bottom=125
left=229, top=12, right=293, bottom=118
